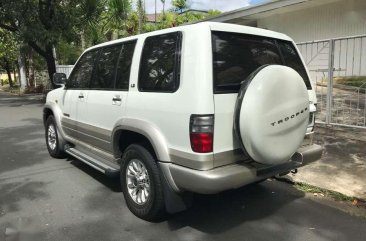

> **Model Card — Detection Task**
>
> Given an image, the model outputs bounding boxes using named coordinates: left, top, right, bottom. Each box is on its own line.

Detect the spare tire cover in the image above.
left=234, top=65, right=309, bottom=165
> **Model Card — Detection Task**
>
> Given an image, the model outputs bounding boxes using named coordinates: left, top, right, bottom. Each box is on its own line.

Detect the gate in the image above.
left=56, top=65, right=74, bottom=78
left=297, top=35, right=366, bottom=129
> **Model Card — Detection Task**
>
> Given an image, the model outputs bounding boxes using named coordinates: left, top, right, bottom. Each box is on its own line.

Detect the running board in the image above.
left=65, top=147, right=119, bottom=177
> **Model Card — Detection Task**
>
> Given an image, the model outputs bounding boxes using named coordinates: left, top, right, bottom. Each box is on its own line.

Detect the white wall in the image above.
left=257, top=0, right=366, bottom=42
left=256, top=0, right=366, bottom=80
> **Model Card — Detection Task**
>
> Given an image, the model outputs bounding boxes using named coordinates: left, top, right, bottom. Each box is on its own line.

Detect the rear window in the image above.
left=212, top=31, right=311, bottom=93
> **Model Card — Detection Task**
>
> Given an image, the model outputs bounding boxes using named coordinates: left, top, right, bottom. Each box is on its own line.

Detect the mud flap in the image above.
left=159, top=165, right=193, bottom=214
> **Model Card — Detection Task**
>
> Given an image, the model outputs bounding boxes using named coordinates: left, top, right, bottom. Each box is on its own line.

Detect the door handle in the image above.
left=112, top=95, right=122, bottom=106
left=78, top=94, right=84, bottom=99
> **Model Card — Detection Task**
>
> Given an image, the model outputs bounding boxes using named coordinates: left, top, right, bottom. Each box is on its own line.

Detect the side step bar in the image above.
left=65, top=147, right=119, bottom=177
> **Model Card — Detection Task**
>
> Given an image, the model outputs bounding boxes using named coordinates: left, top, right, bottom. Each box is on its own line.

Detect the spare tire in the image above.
left=234, top=65, right=309, bottom=165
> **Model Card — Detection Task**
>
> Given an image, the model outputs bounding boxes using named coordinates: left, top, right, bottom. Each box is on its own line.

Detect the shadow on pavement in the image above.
left=0, top=96, right=43, bottom=108
left=68, top=157, right=122, bottom=192
left=0, top=181, right=49, bottom=215
left=0, top=119, right=50, bottom=175
left=167, top=181, right=304, bottom=234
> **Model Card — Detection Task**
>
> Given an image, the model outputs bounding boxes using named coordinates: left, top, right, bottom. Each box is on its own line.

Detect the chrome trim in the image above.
left=126, top=159, right=150, bottom=205
left=65, top=147, right=119, bottom=174
left=169, top=148, right=213, bottom=170
left=47, top=124, right=57, bottom=150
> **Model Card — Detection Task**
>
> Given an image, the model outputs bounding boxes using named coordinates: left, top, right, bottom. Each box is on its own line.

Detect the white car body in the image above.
left=44, top=22, right=322, bottom=218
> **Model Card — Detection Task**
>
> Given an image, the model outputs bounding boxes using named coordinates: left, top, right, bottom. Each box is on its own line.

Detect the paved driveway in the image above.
left=0, top=91, right=365, bottom=241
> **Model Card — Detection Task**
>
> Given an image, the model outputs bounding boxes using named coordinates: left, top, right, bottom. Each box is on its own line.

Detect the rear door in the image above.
left=80, top=41, right=137, bottom=153
left=61, top=50, right=98, bottom=140
left=211, top=31, right=313, bottom=167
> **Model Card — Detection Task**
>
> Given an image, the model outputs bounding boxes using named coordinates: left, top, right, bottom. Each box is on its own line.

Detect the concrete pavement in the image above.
left=1, top=91, right=365, bottom=241
left=284, top=126, right=366, bottom=200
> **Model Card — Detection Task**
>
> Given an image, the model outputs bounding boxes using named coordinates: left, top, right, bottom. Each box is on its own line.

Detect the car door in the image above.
left=61, top=49, right=98, bottom=141
left=79, top=41, right=137, bottom=153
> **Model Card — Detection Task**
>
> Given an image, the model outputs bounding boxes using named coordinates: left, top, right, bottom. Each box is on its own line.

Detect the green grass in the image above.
left=294, top=182, right=355, bottom=202
left=0, top=85, right=21, bottom=94
left=335, top=76, right=366, bottom=88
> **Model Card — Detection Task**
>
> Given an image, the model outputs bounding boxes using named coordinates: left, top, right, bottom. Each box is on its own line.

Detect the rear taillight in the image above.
left=190, top=115, right=214, bottom=153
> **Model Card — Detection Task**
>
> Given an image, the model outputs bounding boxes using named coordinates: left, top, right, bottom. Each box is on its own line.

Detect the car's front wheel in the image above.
left=45, top=115, right=66, bottom=158
left=121, top=144, right=165, bottom=221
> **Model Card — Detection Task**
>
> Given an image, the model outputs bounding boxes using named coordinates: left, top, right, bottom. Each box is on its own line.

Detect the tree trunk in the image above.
left=13, top=63, right=17, bottom=84
left=138, top=0, right=143, bottom=34
left=45, top=45, right=56, bottom=89
left=4, top=59, right=13, bottom=87
left=18, top=50, right=27, bottom=91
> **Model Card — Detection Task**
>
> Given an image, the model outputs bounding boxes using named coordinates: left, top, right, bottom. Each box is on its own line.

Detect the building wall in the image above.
left=257, top=0, right=366, bottom=42
left=257, top=0, right=366, bottom=79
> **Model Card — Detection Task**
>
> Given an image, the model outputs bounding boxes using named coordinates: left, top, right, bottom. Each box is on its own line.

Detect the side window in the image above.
left=115, top=41, right=137, bottom=90
left=91, top=45, right=122, bottom=89
left=138, top=32, right=182, bottom=92
left=278, top=40, right=312, bottom=89
left=68, top=50, right=98, bottom=88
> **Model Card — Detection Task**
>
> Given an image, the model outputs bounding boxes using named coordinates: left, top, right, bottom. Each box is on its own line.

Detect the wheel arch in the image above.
left=43, top=102, right=67, bottom=142
left=112, top=119, right=170, bottom=163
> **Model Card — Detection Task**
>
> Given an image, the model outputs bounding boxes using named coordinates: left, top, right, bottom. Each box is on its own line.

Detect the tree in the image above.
left=172, top=0, right=188, bottom=13
left=0, top=30, right=19, bottom=87
left=207, top=9, right=221, bottom=17
left=137, top=0, right=144, bottom=34
left=0, top=0, right=83, bottom=88
left=101, top=0, right=131, bottom=39
left=161, top=0, right=166, bottom=15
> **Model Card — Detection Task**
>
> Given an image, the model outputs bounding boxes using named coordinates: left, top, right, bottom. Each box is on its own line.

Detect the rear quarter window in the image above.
left=138, top=32, right=182, bottom=93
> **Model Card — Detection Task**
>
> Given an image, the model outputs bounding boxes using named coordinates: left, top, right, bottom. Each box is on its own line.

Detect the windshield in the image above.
left=212, top=31, right=312, bottom=93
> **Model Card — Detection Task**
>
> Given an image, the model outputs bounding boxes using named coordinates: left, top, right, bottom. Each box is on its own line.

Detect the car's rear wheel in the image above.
left=45, top=115, right=66, bottom=158
left=121, top=144, right=165, bottom=221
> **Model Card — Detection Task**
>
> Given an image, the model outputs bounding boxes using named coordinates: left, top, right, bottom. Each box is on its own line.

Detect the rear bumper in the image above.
left=162, top=144, right=323, bottom=194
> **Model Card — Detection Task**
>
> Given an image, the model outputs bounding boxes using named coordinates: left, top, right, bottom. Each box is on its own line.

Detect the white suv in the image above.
left=44, top=22, right=322, bottom=220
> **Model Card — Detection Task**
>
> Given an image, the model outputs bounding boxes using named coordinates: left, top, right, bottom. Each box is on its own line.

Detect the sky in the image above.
left=143, top=0, right=269, bottom=14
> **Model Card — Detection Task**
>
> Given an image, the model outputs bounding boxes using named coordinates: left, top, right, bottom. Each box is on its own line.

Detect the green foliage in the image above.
left=335, top=76, right=366, bottom=88
left=1, top=79, right=9, bottom=85
left=0, top=29, right=18, bottom=63
left=158, top=12, right=177, bottom=29
left=57, top=40, right=82, bottom=65
left=176, top=11, right=206, bottom=25
left=207, top=9, right=222, bottom=17
left=172, top=0, right=188, bottom=13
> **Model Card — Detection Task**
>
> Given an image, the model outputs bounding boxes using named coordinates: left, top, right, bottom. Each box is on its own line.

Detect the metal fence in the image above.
left=297, top=35, right=366, bottom=129
left=56, top=65, right=74, bottom=78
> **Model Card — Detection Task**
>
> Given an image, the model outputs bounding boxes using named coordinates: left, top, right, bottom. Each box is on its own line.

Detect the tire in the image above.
left=120, top=144, right=165, bottom=221
left=45, top=115, right=66, bottom=159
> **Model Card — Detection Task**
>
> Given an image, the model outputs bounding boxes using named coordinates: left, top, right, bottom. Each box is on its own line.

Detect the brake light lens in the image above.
left=190, top=115, right=214, bottom=153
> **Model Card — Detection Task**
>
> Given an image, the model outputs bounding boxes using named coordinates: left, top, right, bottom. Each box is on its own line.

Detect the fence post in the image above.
left=326, top=39, right=335, bottom=124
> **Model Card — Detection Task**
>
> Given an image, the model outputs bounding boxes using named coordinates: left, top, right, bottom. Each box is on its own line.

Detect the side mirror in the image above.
left=53, top=73, right=67, bottom=86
